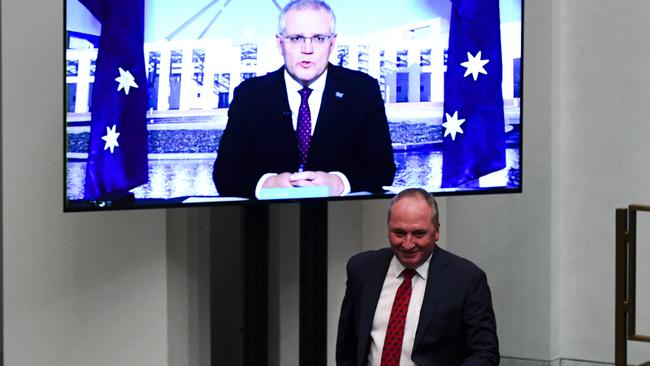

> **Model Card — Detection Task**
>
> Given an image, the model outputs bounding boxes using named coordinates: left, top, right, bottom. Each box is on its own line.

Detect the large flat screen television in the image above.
left=65, top=0, right=522, bottom=211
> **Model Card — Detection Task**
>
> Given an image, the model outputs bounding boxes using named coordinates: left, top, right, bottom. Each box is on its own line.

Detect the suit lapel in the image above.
left=269, top=67, right=301, bottom=160
left=357, top=249, right=393, bottom=365
left=271, top=67, right=296, bottom=136
left=413, top=246, right=449, bottom=349
left=310, top=64, right=344, bottom=155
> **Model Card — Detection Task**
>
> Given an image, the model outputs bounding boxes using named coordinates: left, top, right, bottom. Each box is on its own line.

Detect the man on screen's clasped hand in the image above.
left=336, top=188, right=499, bottom=366
left=213, top=0, right=395, bottom=199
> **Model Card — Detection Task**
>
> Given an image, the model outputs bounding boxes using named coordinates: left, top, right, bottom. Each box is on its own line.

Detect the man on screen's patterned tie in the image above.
left=297, top=88, right=313, bottom=171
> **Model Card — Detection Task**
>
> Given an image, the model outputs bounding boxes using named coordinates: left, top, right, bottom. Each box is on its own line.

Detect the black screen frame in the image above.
left=63, top=0, right=524, bottom=212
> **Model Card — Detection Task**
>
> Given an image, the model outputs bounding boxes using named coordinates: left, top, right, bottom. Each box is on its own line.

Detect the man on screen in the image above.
left=336, top=188, right=499, bottom=365
left=213, top=0, right=395, bottom=199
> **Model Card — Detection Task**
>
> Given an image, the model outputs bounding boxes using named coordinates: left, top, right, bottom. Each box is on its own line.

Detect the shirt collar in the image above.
left=389, top=251, right=432, bottom=281
left=284, top=68, right=328, bottom=94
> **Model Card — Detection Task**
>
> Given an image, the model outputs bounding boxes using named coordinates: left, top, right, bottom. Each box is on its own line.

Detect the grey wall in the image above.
left=166, top=208, right=213, bottom=366
left=546, top=0, right=650, bottom=362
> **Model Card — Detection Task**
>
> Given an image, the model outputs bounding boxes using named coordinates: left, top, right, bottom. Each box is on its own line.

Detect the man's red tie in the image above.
left=380, top=268, right=416, bottom=366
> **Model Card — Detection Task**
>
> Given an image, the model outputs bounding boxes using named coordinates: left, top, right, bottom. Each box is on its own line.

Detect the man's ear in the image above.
left=276, top=34, right=284, bottom=54
left=328, top=35, right=337, bottom=52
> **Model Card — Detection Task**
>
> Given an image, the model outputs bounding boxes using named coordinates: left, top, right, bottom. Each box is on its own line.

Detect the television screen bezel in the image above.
left=63, top=0, right=524, bottom=212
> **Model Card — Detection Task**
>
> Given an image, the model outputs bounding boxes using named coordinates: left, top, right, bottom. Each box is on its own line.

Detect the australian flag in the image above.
left=441, top=0, right=506, bottom=188
left=82, top=0, right=148, bottom=200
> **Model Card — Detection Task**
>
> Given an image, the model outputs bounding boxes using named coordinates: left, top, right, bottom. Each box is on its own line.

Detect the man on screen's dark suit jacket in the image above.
left=336, top=246, right=499, bottom=366
left=213, top=64, right=396, bottom=198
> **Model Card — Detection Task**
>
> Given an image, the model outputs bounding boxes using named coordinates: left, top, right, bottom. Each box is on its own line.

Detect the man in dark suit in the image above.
left=336, top=188, right=499, bottom=365
left=213, top=0, right=395, bottom=198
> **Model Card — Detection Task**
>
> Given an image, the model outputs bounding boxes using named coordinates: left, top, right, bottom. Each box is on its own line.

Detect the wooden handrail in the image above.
left=615, top=205, right=650, bottom=366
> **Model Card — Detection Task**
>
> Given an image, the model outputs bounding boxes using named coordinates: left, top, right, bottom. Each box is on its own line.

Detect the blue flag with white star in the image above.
left=82, top=0, right=148, bottom=200
left=441, top=0, right=506, bottom=188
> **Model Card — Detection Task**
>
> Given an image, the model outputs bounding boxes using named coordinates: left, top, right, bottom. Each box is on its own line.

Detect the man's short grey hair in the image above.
left=387, top=188, right=440, bottom=228
left=278, top=0, right=336, bottom=35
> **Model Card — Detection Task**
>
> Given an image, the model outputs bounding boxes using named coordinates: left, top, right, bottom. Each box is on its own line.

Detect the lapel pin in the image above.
left=335, top=91, right=344, bottom=99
